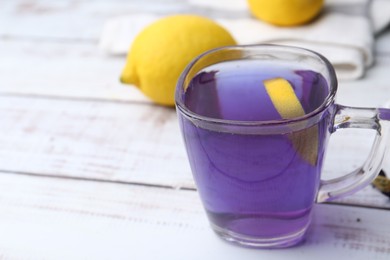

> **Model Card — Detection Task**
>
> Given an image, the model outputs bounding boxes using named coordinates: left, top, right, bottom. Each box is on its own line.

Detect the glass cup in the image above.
left=175, top=45, right=390, bottom=248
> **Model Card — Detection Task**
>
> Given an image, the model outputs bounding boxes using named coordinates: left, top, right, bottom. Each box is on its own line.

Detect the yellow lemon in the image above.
left=120, top=15, right=236, bottom=106
left=247, top=0, right=324, bottom=26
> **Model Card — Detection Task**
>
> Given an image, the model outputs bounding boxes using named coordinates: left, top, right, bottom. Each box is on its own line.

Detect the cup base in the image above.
left=211, top=222, right=307, bottom=248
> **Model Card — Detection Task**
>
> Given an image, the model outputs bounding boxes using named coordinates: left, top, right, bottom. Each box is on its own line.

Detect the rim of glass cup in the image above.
left=175, top=44, right=338, bottom=127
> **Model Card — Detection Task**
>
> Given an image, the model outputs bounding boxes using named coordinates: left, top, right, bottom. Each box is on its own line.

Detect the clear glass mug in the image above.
left=175, top=45, right=390, bottom=248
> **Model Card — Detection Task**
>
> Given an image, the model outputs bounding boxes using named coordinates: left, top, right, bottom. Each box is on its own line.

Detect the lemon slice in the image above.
left=264, top=77, right=318, bottom=165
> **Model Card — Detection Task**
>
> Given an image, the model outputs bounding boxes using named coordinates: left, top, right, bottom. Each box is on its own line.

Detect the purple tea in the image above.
left=178, top=60, right=332, bottom=242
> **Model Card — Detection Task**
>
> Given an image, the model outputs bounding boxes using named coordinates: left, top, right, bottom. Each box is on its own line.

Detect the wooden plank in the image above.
left=0, top=172, right=389, bottom=259
left=0, top=0, right=246, bottom=41
left=0, top=40, right=149, bottom=103
left=0, top=173, right=205, bottom=259
left=0, top=39, right=390, bottom=103
left=0, top=0, right=170, bottom=40
left=0, top=95, right=193, bottom=188
left=0, top=95, right=388, bottom=208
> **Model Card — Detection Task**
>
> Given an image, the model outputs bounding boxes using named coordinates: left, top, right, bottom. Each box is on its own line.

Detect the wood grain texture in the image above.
left=0, top=39, right=149, bottom=103
left=0, top=173, right=389, bottom=260
left=0, top=39, right=389, bottom=103
left=0, top=95, right=388, bottom=208
left=0, top=0, right=247, bottom=41
left=0, top=95, right=193, bottom=188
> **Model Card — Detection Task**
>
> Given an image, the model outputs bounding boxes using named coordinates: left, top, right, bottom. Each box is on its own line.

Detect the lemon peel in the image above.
left=264, top=78, right=305, bottom=119
left=264, top=77, right=318, bottom=165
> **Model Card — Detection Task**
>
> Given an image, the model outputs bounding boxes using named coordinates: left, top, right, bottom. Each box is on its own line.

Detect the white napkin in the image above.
left=99, top=0, right=390, bottom=80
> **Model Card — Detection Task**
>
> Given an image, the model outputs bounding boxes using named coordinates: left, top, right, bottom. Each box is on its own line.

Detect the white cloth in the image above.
left=99, top=0, right=390, bottom=80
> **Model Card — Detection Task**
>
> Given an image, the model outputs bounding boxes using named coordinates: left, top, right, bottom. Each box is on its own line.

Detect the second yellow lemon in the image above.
left=120, top=15, right=236, bottom=106
left=247, top=0, right=324, bottom=27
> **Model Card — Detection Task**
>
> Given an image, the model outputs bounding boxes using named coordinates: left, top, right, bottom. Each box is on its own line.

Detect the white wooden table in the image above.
left=1, top=0, right=390, bottom=259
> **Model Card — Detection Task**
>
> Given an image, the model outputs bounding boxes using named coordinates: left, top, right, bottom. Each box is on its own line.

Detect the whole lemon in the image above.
left=120, top=15, right=236, bottom=106
left=247, top=0, right=324, bottom=26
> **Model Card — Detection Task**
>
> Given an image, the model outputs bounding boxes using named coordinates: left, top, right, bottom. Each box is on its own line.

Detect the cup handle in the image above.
left=316, top=104, right=390, bottom=203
